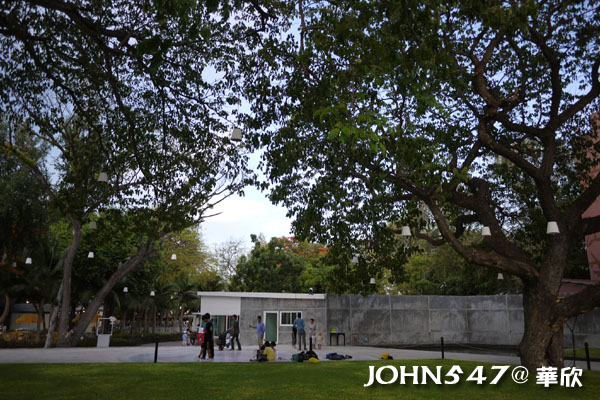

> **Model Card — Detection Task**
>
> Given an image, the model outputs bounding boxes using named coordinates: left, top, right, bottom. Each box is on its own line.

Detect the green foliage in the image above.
left=230, top=236, right=334, bottom=293
left=0, top=332, right=181, bottom=348
left=46, top=212, right=221, bottom=327
left=242, top=0, right=600, bottom=295
left=0, top=1, right=279, bottom=343
left=159, top=228, right=216, bottom=287
left=0, top=127, right=50, bottom=262
left=395, top=239, right=521, bottom=296
left=78, top=332, right=182, bottom=347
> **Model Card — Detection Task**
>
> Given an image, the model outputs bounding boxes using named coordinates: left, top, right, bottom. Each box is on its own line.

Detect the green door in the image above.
left=265, top=312, right=277, bottom=342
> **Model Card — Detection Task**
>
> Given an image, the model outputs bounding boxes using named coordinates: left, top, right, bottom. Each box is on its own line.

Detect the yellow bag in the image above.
left=308, top=357, right=319, bottom=364
left=381, top=352, right=389, bottom=360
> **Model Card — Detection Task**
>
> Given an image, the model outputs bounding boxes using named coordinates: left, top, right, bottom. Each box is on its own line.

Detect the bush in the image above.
left=78, top=332, right=181, bottom=347
left=0, top=331, right=181, bottom=348
left=0, top=336, right=45, bottom=348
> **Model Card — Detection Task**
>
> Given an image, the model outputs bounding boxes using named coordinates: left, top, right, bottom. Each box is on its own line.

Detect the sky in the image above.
left=200, top=185, right=293, bottom=252
left=199, top=148, right=294, bottom=251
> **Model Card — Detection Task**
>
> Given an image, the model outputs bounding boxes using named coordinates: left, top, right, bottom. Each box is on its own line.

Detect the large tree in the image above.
left=231, top=235, right=334, bottom=292
left=212, top=238, right=246, bottom=284
left=0, top=0, right=286, bottom=346
left=243, top=0, right=600, bottom=368
left=0, top=126, right=51, bottom=327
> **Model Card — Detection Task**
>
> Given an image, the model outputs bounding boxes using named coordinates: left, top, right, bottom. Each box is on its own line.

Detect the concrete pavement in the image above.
left=0, top=342, right=598, bottom=370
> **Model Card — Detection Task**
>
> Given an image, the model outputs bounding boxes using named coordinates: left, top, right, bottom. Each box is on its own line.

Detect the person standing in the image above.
left=205, top=313, right=214, bottom=358
left=291, top=324, right=297, bottom=347
left=316, top=332, right=323, bottom=350
left=198, top=313, right=214, bottom=360
left=230, top=314, right=241, bottom=350
left=293, top=314, right=306, bottom=351
left=198, top=315, right=208, bottom=359
left=308, top=318, right=317, bottom=348
left=196, top=323, right=204, bottom=346
left=249, top=315, right=265, bottom=347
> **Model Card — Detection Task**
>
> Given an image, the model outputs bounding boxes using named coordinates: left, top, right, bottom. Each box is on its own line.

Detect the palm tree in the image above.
left=171, top=278, right=200, bottom=333
left=0, top=260, right=13, bottom=327
left=13, top=242, right=62, bottom=341
left=149, top=281, right=177, bottom=334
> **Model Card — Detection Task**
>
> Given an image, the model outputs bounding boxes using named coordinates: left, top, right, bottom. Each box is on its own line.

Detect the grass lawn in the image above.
left=565, top=347, right=600, bottom=359
left=1, top=360, right=598, bottom=400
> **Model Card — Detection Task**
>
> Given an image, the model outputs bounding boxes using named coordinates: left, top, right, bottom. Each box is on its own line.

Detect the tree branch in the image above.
left=424, top=197, right=539, bottom=281
left=556, top=282, right=600, bottom=322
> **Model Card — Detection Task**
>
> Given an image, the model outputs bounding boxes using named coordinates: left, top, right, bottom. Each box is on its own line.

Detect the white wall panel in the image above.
left=201, top=296, right=241, bottom=316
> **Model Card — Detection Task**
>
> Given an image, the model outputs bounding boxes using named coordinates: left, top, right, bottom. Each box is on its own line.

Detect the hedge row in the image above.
left=0, top=332, right=182, bottom=348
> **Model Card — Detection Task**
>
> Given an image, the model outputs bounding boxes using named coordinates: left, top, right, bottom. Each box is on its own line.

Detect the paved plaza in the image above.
left=0, top=343, right=597, bottom=370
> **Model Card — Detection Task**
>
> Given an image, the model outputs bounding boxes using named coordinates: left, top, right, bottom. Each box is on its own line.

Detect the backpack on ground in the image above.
left=302, top=350, right=318, bottom=361
left=326, top=352, right=346, bottom=360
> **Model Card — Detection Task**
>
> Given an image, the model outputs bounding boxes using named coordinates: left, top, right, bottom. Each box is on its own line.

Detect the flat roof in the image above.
left=196, top=291, right=326, bottom=300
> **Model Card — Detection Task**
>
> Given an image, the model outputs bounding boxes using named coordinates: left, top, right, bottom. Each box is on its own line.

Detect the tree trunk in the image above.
left=56, top=218, right=83, bottom=347
left=103, top=297, right=115, bottom=334
left=130, top=306, right=139, bottom=337
left=41, top=299, right=47, bottom=331
left=547, top=330, right=565, bottom=367
left=178, top=306, right=184, bottom=333
left=66, top=238, right=156, bottom=346
left=130, top=311, right=135, bottom=337
left=519, top=283, right=565, bottom=369
left=44, top=283, right=63, bottom=348
left=35, top=302, right=43, bottom=343
left=143, top=307, right=149, bottom=333
left=0, top=293, right=10, bottom=326
left=121, top=309, right=127, bottom=334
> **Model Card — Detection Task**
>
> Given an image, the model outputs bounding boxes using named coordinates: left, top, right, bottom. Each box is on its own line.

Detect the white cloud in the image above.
left=201, top=187, right=293, bottom=249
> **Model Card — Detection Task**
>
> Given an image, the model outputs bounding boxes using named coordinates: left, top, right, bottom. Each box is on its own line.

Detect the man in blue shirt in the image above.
left=250, top=315, right=265, bottom=347
left=293, top=314, right=306, bottom=351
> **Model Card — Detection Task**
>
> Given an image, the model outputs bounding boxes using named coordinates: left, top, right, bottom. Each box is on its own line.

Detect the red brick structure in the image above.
left=583, top=112, right=600, bottom=281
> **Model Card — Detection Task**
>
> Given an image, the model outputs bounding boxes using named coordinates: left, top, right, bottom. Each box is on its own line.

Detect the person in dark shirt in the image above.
left=198, top=313, right=214, bottom=360
left=205, top=313, right=214, bottom=359
left=292, top=325, right=297, bottom=347
left=230, top=314, right=241, bottom=350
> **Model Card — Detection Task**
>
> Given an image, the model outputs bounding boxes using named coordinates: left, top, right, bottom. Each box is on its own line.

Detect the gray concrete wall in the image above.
left=327, top=294, right=600, bottom=348
left=239, top=297, right=327, bottom=347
